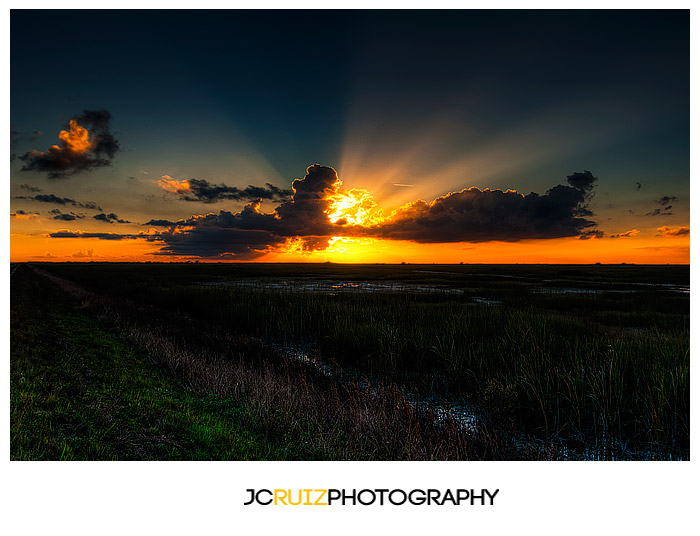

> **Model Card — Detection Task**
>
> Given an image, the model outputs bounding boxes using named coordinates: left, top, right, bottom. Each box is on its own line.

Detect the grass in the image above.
left=11, top=268, right=290, bottom=460
left=14, top=262, right=690, bottom=459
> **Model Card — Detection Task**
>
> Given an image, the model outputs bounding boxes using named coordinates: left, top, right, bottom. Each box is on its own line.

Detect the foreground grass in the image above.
left=11, top=269, right=289, bottom=460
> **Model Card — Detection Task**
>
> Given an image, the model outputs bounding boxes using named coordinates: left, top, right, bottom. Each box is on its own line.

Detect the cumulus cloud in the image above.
left=370, top=170, right=598, bottom=243
left=18, top=109, right=119, bottom=178
left=158, top=175, right=292, bottom=204
left=656, top=226, right=689, bottom=237
left=51, top=165, right=601, bottom=259
left=93, top=212, right=131, bottom=224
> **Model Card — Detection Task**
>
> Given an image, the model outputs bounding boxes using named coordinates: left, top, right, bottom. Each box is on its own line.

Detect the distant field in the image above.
left=11, top=263, right=689, bottom=460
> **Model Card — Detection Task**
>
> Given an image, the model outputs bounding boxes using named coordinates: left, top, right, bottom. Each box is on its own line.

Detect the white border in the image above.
left=4, top=3, right=696, bottom=535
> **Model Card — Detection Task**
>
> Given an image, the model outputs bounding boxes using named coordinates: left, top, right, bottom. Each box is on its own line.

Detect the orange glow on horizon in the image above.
left=10, top=230, right=689, bottom=264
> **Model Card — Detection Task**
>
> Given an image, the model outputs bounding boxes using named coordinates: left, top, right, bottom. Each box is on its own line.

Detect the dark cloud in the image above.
left=154, top=228, right=288, bottom=259
left=93, top=212, right=131, bottom=224
left=143, top=219, right=178, bottom=227
left=14, top=193, right=103, bottom=211
left=370, top=178, right=599, bottom=243
left=159, top=176, right=292, bottom=204
left=656, top=195, right=677, bottom=206
left=578, top=230, right=605, bottom=240
left=19, top=184, right=41, bottom=192
left=30, top=193, right=76, bottom=205
left=18, top=109, right=120, bottom=178
left=49, top=231, right=137, bottom=240
left=565, top=170, right=597, bottom=193
left=645, top=195, right=678, bottom=216
left=49, top=209, right=84, bottom=221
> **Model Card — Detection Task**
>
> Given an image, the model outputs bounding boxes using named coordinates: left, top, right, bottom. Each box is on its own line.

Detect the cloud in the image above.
left=49, top=208, right=84, bottom=221
left=578, top=230, right=605, bottom=240
left=370, top=171, right=598, bottom=243
left=18, top=109, right=120, bottom=178
left=656, top=226, right=689, bottom=237
left=154, top=227, right=288, bottom=259
left=656, top=195, right=677, bottom=206
left=93, top=212, right=131, bottom=224
left=158, top=175, right=293, bottom=204
left=71, top=248, right=95, bottom=258
left=51, top=165, right=602, bottom=259
left=609, top=229, right=639, bottom=239
left=143, top=219, right=178, bottom=227
left=19, top=184, right=41, bottom=192
left=10, top=210, right=40, bottom=219
left=49, top=230, right=137, bottom=240
left=14, top=193, right=103, bottom=211
left=645, top=195, right=678, bottom=216
left=23, top=193, right=76, bottom=205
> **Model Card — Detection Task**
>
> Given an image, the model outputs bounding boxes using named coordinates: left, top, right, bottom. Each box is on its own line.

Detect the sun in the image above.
left=326, top=187, right=377, bottom=226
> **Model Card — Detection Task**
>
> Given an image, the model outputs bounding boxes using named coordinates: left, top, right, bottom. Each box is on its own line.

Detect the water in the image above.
left=200, top=278, right=464, bottom=295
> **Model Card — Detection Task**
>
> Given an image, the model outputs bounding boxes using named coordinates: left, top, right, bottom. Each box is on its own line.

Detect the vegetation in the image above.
left=11, top=264, right=512, bottom=460
left=12, top=262, right=689, bottom=459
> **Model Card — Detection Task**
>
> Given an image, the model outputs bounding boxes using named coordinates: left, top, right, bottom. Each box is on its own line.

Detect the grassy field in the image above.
left=11, top=262, right=689, bottom=460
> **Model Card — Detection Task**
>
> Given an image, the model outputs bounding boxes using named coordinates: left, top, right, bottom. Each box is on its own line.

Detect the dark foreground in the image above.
left=10, top=262, right=689, bottom=460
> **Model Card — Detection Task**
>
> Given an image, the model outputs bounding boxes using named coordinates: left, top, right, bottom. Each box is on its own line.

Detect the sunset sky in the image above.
left=10, top=9, right=689, bottom=263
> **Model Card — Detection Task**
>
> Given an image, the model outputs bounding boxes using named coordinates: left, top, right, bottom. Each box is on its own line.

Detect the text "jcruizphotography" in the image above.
left=244, top=488, right=499, bottom=506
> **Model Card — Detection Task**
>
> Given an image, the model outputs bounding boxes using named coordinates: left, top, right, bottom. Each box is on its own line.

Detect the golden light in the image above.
left=58, top=119, right=93, bottom=154
left=326, top=187, right=378, bottom=226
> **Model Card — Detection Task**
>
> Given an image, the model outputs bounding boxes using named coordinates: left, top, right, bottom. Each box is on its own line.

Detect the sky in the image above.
left=9, top=9, right=690, bottom=263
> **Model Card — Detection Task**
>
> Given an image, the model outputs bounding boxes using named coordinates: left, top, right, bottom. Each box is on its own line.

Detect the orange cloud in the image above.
left=656, top=226, right=689, bottom=237
left=58, top=119, right=94, bottom=154
left=158, top=175, right=192, bottom=194
left=18, top=109, right=119, bottom=178
left=609, top=229, right=639, bottom=238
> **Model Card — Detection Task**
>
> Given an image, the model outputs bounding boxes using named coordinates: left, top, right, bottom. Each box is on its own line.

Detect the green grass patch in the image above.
left=10, top=272, right=289, bottom=460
